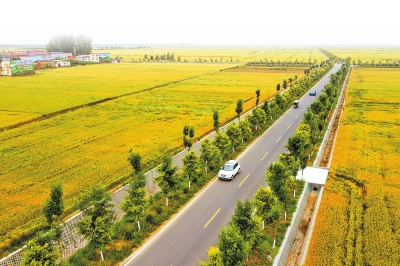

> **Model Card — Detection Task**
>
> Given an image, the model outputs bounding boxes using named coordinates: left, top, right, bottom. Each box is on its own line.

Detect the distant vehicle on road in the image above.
left=309, top=90, right=317, bottom=96
left=293, top=100, right=299, bottom=108
left=218, top=160, right=240, bottom=180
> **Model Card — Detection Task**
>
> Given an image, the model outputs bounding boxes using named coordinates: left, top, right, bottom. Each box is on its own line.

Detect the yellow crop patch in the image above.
left=94, top=47, right=327, bottom=63
left=305, top=68, right=400, bottom=265
left=0, top=64, right=306, bottom=251
left=0, top=63, right=229, bottom=128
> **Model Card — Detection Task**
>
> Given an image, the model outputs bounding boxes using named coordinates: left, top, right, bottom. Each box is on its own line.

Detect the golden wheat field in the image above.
left=305, top=68, right=400, bottom=266
left=94, top=47, right=327, bottom=63
left=0, top=63, right=307, bottom=250
left=325, top=47, right=400, bottom=64
left=0, top=63, right=230, bottom=128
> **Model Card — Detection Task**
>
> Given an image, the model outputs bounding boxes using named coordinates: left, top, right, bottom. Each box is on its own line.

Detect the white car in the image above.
left=218, top=160, right=240, bottom=180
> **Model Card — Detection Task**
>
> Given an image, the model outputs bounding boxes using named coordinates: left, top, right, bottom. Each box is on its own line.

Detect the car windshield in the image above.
left=222, top=164, right=234, bottom=171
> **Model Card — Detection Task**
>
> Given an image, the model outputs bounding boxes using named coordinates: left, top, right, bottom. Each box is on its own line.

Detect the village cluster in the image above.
left=0, top=51, right=113, bottom=76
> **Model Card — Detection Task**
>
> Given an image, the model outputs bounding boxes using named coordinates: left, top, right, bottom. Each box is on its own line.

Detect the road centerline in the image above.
left=239, top=174, right=250, bottom=187
left=287, top=124, right=291, bottom=129
left=204, top=208, right=221, bottom=228
left=276, top=136, right=282, bottom=142
left=261, top=152, right=269, bottom=161
left=295, top=115, right=299, bottom=119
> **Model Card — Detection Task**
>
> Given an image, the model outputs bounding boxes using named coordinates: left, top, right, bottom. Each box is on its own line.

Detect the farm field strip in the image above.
left=325, top=47, right=400, bottom=63
left=305, top=68, right=400, bottom=266
left=0, top=63, right=229, bottom=128
left=0, top=65, right=307, bottom=250
left=94, top=47, right=327, bottom=63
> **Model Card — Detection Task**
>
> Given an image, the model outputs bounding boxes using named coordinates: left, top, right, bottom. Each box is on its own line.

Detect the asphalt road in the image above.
left=122, top=64, right=342, bottom=266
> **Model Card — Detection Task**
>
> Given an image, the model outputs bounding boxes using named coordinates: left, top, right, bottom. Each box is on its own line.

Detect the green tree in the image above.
left=128, top=152, right=142, bottom=173
left=121, top=172, right=147, bottom=229
left=283, top=79, right=287, bottom=90
left=189, top=126, right=195, bottom=138
left=246, top=113, right=258, bottom=131
left=200, top=139, right=220, bottom=171
left=261, top=100, right=271, bottom=118
left=266, top=161, right=291, bottom=204
left=21, top=230, right=60, bottom=266
left=218, top=225, right=246, bottom=266
left=157, top=156, right=178, bottom=205
left=43, top=183, right=64, bottom=225
left=231, top=199, right=258, bottom=244
left=278, top=153, right=300, bottom=178
left=235, top=99, right=243, bottom=120
left=75, top=35, right=92, bottom=55
left=46, top=34, right=77, bottom=53
left=255, top=89, right=260, bottom=106
left=77, top=185, right=115, bottom=260
left=276, top=83, right=281, bottom=91
left=239, top=118, right=252, bottom=142
left=183, top=125, right=194, bottom=149
left=269, top=202, right=282, bottom=248
left=286, top=128, right=312, bottom=171
left=310, top=99, right=324, bottom=115
left=213, top=132, right=231, bottom=160
left=183, top=124, right=189, bottom=136
left=225, top=122, right=241, bottom=151
left=274, top=93, right=285, bottom=109
left=253, top=107, right=266, bottom=126
left=182, top=150, right=202, bottom=184
left=213, top=110, right=219, bottom=132
left=254, top=187, right=276, bottom=224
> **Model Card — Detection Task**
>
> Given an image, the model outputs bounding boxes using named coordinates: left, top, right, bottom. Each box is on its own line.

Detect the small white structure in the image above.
left=89, top=53, right=99, bottom=62
left=50, top=60, right=70, bottom=67
left=296, top=166, right=329, bottom=190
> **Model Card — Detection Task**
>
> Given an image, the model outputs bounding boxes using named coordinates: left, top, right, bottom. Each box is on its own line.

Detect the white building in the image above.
left=50, top=60, right=71, bottom=67
left=89, top=54, right=99, bottom=62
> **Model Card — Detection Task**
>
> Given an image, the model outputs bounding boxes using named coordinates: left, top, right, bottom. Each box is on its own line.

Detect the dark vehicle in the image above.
left=293, top=100, right=299, bottom=108
left=309, top=90, right=317, bottom=96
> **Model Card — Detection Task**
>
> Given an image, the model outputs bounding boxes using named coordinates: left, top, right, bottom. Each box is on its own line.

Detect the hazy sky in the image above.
left=2, top=0, right=399, bottom=46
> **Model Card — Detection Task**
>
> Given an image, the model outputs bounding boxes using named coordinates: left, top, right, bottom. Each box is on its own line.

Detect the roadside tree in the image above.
left=226, top=122, right=242, bottom=151
left=235, top=99, right=243, bottom=120
left=213, top=132, right=231, bottom=160
left=182, top=150, right=202, bottom=184
left=43, top=183, right=64, bottom=226
left=77, top=185, right=115, bottom=261
left=122, top=172, right=147, bottom=229
left=157, top=156, right=178, bottom=206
